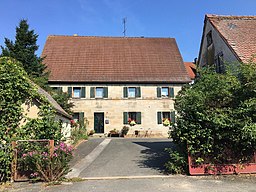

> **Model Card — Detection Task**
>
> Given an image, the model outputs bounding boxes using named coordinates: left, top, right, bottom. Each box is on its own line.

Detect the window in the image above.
left=96, top=87, right=104, bottom=98
left=68, top=87, right=86, bottom=98
left=157, top=87, right=174, bottom=98
left=72, top=112, right=84, bottom=125
left=215, top=52, right=225, bottom=73
left=73, top=87, right=81, bottom=98
left=157, top=111, right=175, bottom=124
left=161, top=87, right=169, bottom=97
left=206, top=31, right=213, bottom=47
left=123, top=87, right=141, bottom=98
left=90, top=87, right=108, bottom=98
left=123, top=112, right=141, bottom=125
left=128, top=87, right=136, bottom=98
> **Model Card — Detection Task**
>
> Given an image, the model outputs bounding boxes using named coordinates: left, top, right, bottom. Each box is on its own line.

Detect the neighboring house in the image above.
left=22, top=85, right=72, bottom=138
left=184, top=62, right=196, bottom=82
left=198, top=14, right=256, bottom=72
left=42, top=36, right=191, bottom=137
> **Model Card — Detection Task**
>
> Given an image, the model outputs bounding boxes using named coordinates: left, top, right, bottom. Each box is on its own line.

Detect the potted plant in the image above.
left=162, top=118, right=171, bottom=126
left=109, top=129, right=120, bottom=137
left=120, top=126, right=130, bottom=137
left=128, top=118, right=136, bottom=126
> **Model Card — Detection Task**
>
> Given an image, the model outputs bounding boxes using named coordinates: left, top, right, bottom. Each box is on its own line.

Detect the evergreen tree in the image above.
left=1, top=19, right=48, bottom=88
left=0, top=19, right=73, bottom=115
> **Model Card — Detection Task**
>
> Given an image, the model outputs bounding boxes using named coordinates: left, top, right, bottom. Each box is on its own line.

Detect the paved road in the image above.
left=8, top=175, right=256, bottom=192
left=7, top=138, right=256, bottom=192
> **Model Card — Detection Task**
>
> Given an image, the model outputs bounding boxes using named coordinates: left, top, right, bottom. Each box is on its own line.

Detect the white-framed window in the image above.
left=157, top=111, right=176, bottom=124
left=73, top=87, right=81, bottom=98
left=67, top=87, right=86, bottom=98
left=90, top=87, right=108, bottom=98
left=128, top=87, right=136, bottom=98
left=96, top=87, right=104, bottom=98
left=161, top=87, right=169, bottom=97
left=123, top=87, right=141, bottom=98
left=123, top=112, right=141, bottom=125
left=157, top=87, right=174, bottom=98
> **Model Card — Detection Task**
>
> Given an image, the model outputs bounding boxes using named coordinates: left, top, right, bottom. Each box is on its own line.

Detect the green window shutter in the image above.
left=169, top=87, right=174, bottom=98
left=123, top=112, right=128, bottom=124
left=68, top=87, right=72, bottom=97
left=79, top=112, right=84, bottom=125
left=171, top=111, right=176, bottom=123
left=81, top=87, right=86, bottom=98
left=157, top=87, right=161, bottom=98
left=136, top=112, right=141, bottom=124
left=135, top=87, right=141, bottom=98
left=90, top=87, right=95, bottom=98
left=103, top=87, right=108, bottom=98
left=123, top=87, right=128, bottom=98
left=157, top=112, right=162, bottom=124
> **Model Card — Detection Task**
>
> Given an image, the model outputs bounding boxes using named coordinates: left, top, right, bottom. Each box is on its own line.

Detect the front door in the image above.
left=94, top=112, right=104, bottom=133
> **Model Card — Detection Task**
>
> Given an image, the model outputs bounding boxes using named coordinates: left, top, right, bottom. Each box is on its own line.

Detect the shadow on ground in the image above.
left=133, top=140, right=176, bottom=174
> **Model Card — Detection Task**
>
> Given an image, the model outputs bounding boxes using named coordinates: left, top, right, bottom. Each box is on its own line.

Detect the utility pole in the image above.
left=123, top=17, right=127, bottom=37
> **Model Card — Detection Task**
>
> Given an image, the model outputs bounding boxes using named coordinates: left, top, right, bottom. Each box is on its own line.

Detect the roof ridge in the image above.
left=206, top=14, right=256, bottom=20
left=47, top=35, right=174, bottom=39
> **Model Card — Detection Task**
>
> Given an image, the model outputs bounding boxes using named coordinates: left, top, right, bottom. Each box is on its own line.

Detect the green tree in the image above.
left=171, top=62, right=256, bottom=165
left=50, top=89, right=74, bottom=115
left=1, top=19, right=48, bottom=88
left=0, top=57, right=64, bottom=182
left=1, top=19, right=73, bottom=114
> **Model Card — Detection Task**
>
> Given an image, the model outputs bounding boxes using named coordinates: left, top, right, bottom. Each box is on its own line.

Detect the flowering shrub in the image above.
left=17, top=141, right=73, bottom=182
left=128, top=118, right=136, bottom=126
left=162, top=118, right=171, bottom=126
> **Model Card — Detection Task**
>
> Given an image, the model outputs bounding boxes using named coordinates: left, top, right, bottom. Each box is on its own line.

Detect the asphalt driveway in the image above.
left=70, top=138, right=174, bottom=178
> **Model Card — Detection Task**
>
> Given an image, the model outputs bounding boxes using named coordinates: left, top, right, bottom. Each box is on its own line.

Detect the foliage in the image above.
left=17, top=141, right=73, bottom=182
left=172, top=62, right=256, bottom=165
left=0, top=57, right=65, bottom=182
left=71, top=120, right=88, bottom=144
left=50, top=88, right=74, bottom=115
left=165, top=145, right=188, bottom=174
left=0, top=57, right=37, bottom=182
left=0, top=19, right=48, bottom=89
left=0, top=19, right=73, bottom=115
left=20, top=105, right=63, bottom=141
left=120, top=126, right=129, bottom=137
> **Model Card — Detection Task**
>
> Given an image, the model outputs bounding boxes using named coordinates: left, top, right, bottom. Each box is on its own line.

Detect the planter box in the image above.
left=188, top=153, right=256, bottom=175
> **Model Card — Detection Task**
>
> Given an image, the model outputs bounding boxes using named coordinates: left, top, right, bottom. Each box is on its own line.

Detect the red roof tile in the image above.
left=42, top=36, right=190, bottom=83
left=184, top=62, right=196, bottom=79
left=207, top=14, right=256, bottom=63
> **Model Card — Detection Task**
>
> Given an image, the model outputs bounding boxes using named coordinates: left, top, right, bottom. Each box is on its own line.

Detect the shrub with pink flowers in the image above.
left=17, top=141, right=73, bottom=182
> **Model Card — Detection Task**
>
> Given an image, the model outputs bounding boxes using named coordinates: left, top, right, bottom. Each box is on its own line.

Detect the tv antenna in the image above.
left=123, top=17, right=127, bottom=37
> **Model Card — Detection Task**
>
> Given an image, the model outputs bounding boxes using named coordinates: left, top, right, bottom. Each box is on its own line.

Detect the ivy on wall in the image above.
left=0, top=57, right=62, bottom=182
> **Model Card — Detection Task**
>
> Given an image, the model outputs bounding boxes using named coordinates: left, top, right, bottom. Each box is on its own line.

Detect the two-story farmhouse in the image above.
left=42, top=36, right=191, bottom=137
left=198, top=14, right=256, bottom=72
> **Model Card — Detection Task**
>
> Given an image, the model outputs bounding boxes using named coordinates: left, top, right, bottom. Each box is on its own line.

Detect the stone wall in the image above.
left=51, top=84, right=184, bottom=137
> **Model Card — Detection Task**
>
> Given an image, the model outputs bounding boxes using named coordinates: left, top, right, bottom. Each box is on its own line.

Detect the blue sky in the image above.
left=0, top=0, right=256, bottom=62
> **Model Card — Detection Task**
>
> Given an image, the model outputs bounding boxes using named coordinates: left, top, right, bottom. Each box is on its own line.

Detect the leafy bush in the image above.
left=71, top=120, right=88, bottom=144
left=165, top=145, right=188, bottom=174
left=120, top=126, right=129, bottom=137
left=172, top=62, right=256, bottom=165
left=17, top=141, right=73, bottom=182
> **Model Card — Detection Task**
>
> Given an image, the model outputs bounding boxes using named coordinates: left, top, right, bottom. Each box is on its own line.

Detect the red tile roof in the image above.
left=207, top=14, right=256, bottom=63
left=184, top=62, right=196, bottom=80
left=42, top=36, right=190, bottom=83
